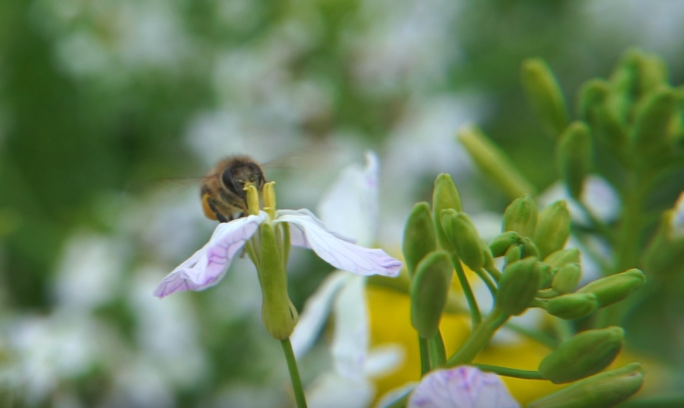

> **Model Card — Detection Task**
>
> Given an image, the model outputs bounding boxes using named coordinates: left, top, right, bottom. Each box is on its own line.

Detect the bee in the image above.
left=200, top=155, right=266, bottom=222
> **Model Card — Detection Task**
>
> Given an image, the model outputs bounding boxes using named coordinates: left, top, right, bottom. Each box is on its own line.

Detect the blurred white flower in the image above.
left=2, top=313, right=108, bottom=404
left=290, top=152, right=403, bottom=408
left=53, top=232, right=126, bottom=311
left=537, top=175, right=620, bottom=226
left=672, top=190, right=684, bottom=237
left=407, top=366, right=519, bottom=408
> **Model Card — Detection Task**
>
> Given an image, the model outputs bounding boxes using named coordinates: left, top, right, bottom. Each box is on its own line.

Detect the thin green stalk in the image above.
left=386, top=393, right=410, bottom=408
left=281, top=338, right=308, bottom=408
left=473, top=364, right=544, bottom=380
left=419, top=336, right=431, bottom=376
left=485, top=265, right=502, bottom=281
left=244, top=241, right=259, bottom=269
left=451, top=254, right=482, bottom=326
left=575, top=199, right=616, bottom=244
left=504, top=321, right=559, bottom=349
left=600, top=169, right=654, bottom=326
left=446, top=308, right=508, bottom=366
left=475, top=268, right=497, bottom=297
left=428, top=331, right=447, bottom=366
left=617, top=394, right=684, bottom=408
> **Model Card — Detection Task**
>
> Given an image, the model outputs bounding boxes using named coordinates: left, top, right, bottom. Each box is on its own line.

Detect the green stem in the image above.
left=451, top=254, right=482, bottom=326
left=386, top=393, right=410, bottom=408
left=485, top=265, right=502, bottom=281
left=617, top=394, right=684, bottom=408
left=575, top=199, right=615, bottom=244
left=428, top=331, right=447, bottom=366
left=446, top=308, right=508, bottom=366
left=419, top=336, right=431, bottom=376
left=475, top=268, right=498, bottom=297
left=600, top=169, right=654, bottom=326
left=473, top=364, right=544, bottom=380
left=504, top=321, right=559, bottom=349
left=281, top=338, right=308, bottom=408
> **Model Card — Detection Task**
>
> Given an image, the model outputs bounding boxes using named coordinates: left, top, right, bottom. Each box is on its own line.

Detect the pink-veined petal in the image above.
left=275, top=209, right=402, bottom=277
left=290, top=271, right=351, bottom=359
left=318, top=151, right=380, bottom=247
left=154, top=212, right=267, bottom=298
left=408, top=366, right=519, bottom=408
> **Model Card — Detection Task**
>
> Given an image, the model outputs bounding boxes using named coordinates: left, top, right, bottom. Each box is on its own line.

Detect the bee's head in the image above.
left=222, top=159, right=265, bottom=196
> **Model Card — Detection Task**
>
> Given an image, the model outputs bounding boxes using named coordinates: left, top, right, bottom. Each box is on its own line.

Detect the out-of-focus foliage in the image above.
left=1, top=0, right=684, bottom=406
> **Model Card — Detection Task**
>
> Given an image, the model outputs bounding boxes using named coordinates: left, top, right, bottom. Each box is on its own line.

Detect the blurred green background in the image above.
left=1, top=0, right=683, bottom=406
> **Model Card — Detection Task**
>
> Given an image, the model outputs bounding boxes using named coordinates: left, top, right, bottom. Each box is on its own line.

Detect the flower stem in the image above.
left=446, top=308, right=508, bottom=366
left=473, top=364, right=544, bottom=380
left=428, top=331, right=447, bottom=366
left=451, top=254, right=482, bottom=326
left=419, top=336, right=430, bottom=376
left=475, top=268, right=497, bottom=297
left=281, top=338, right=308, bottom=408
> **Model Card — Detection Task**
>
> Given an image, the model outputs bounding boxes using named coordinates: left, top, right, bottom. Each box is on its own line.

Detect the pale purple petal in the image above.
left=408, top=366, right=519, bottom=408
left=275, top=209, right=402, bottom=277
left=318, top=151, right=380, bottom=247
left=290, top=271, right=351, bottom=359
left=154, top=212, right=267, bottom=298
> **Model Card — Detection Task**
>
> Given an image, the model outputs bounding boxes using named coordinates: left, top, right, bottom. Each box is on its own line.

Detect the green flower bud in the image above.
left=543, top=248, right=580, bottom=269
left=481, top=239, right=495, bottom=269
left=258, top=223, right=298, bottom=340
left=458, top=125, right=536, bottom=199
left=578, top=80, right=628, bottom=151
left=521, top=236, right=540, bottom=259
left=534, top=200, right=571, bottom=259
left=546, top=293, right=598, bottom=320
left=552, top=263, right=581, bottom=294
left=610, top=49, right=667, bottom=120
left=403, top=202, right=438, bottom=278
left=529, top=362, right=644, bottom=408
left=502, top=195, right=538, bottom=238
left=440, top=210, right=485, bottom=271
left=540, top=327, right=624, bottom=384
left=504, top=243, right=522, bottom=266
left=432, top=174, right=462, bottom=253
left=411, top=251, right=453, bottom=339
left=537, top=262, right=553, bottom=289
left=557, top=122, right=592, bottom=199
left=496, top=258, right=542, bottom=316
left=521, top=58, right=569, bottom=137
left=632, top=88, right=677, bottom=159
left=577, top=268, right=645, bottom=308
left=489, top=231, right=522, bottom=258
left=644, top=209, right=684, bottom=279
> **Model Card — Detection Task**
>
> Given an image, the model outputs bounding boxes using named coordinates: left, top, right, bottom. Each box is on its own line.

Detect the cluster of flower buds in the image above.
left=495, top=195, right=646, bottom=321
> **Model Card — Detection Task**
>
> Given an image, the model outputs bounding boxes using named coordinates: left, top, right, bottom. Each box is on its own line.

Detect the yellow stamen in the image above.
left=263, top=182, right=277, bottom=219
left=244, top=184, right=260, bottom=216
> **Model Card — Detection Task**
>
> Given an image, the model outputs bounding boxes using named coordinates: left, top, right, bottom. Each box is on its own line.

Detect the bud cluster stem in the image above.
left=446, top=308, right=508, bottom=366
left=451, top=254, right=482, bottom=326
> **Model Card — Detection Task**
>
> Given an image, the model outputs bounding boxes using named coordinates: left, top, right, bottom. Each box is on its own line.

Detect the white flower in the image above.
left=407, top=366, right=519, bottom=408
left=289, top=151, right=403, bottom=407
left=154, top=188, right=402, bottom=298
left=537, top=175, right=620, bottom=226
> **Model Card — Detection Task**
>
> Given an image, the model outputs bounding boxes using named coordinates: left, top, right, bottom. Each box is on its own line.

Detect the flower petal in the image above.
left=290, top=271, right=352, bottom=359
left=275, top=209, right=402, bottom=277
left=331, top=275, right=368, bottom=379
left=408, top=366, right=519, bottom=408
left=306, top=372, right=374, bottom=408
left=153, top=213, right=267, bottom=298
left=318, top=151, right=380, bottom=247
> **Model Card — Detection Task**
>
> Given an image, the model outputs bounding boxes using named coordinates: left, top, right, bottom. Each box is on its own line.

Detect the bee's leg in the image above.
left=207, top=198, right=230, bottom=223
